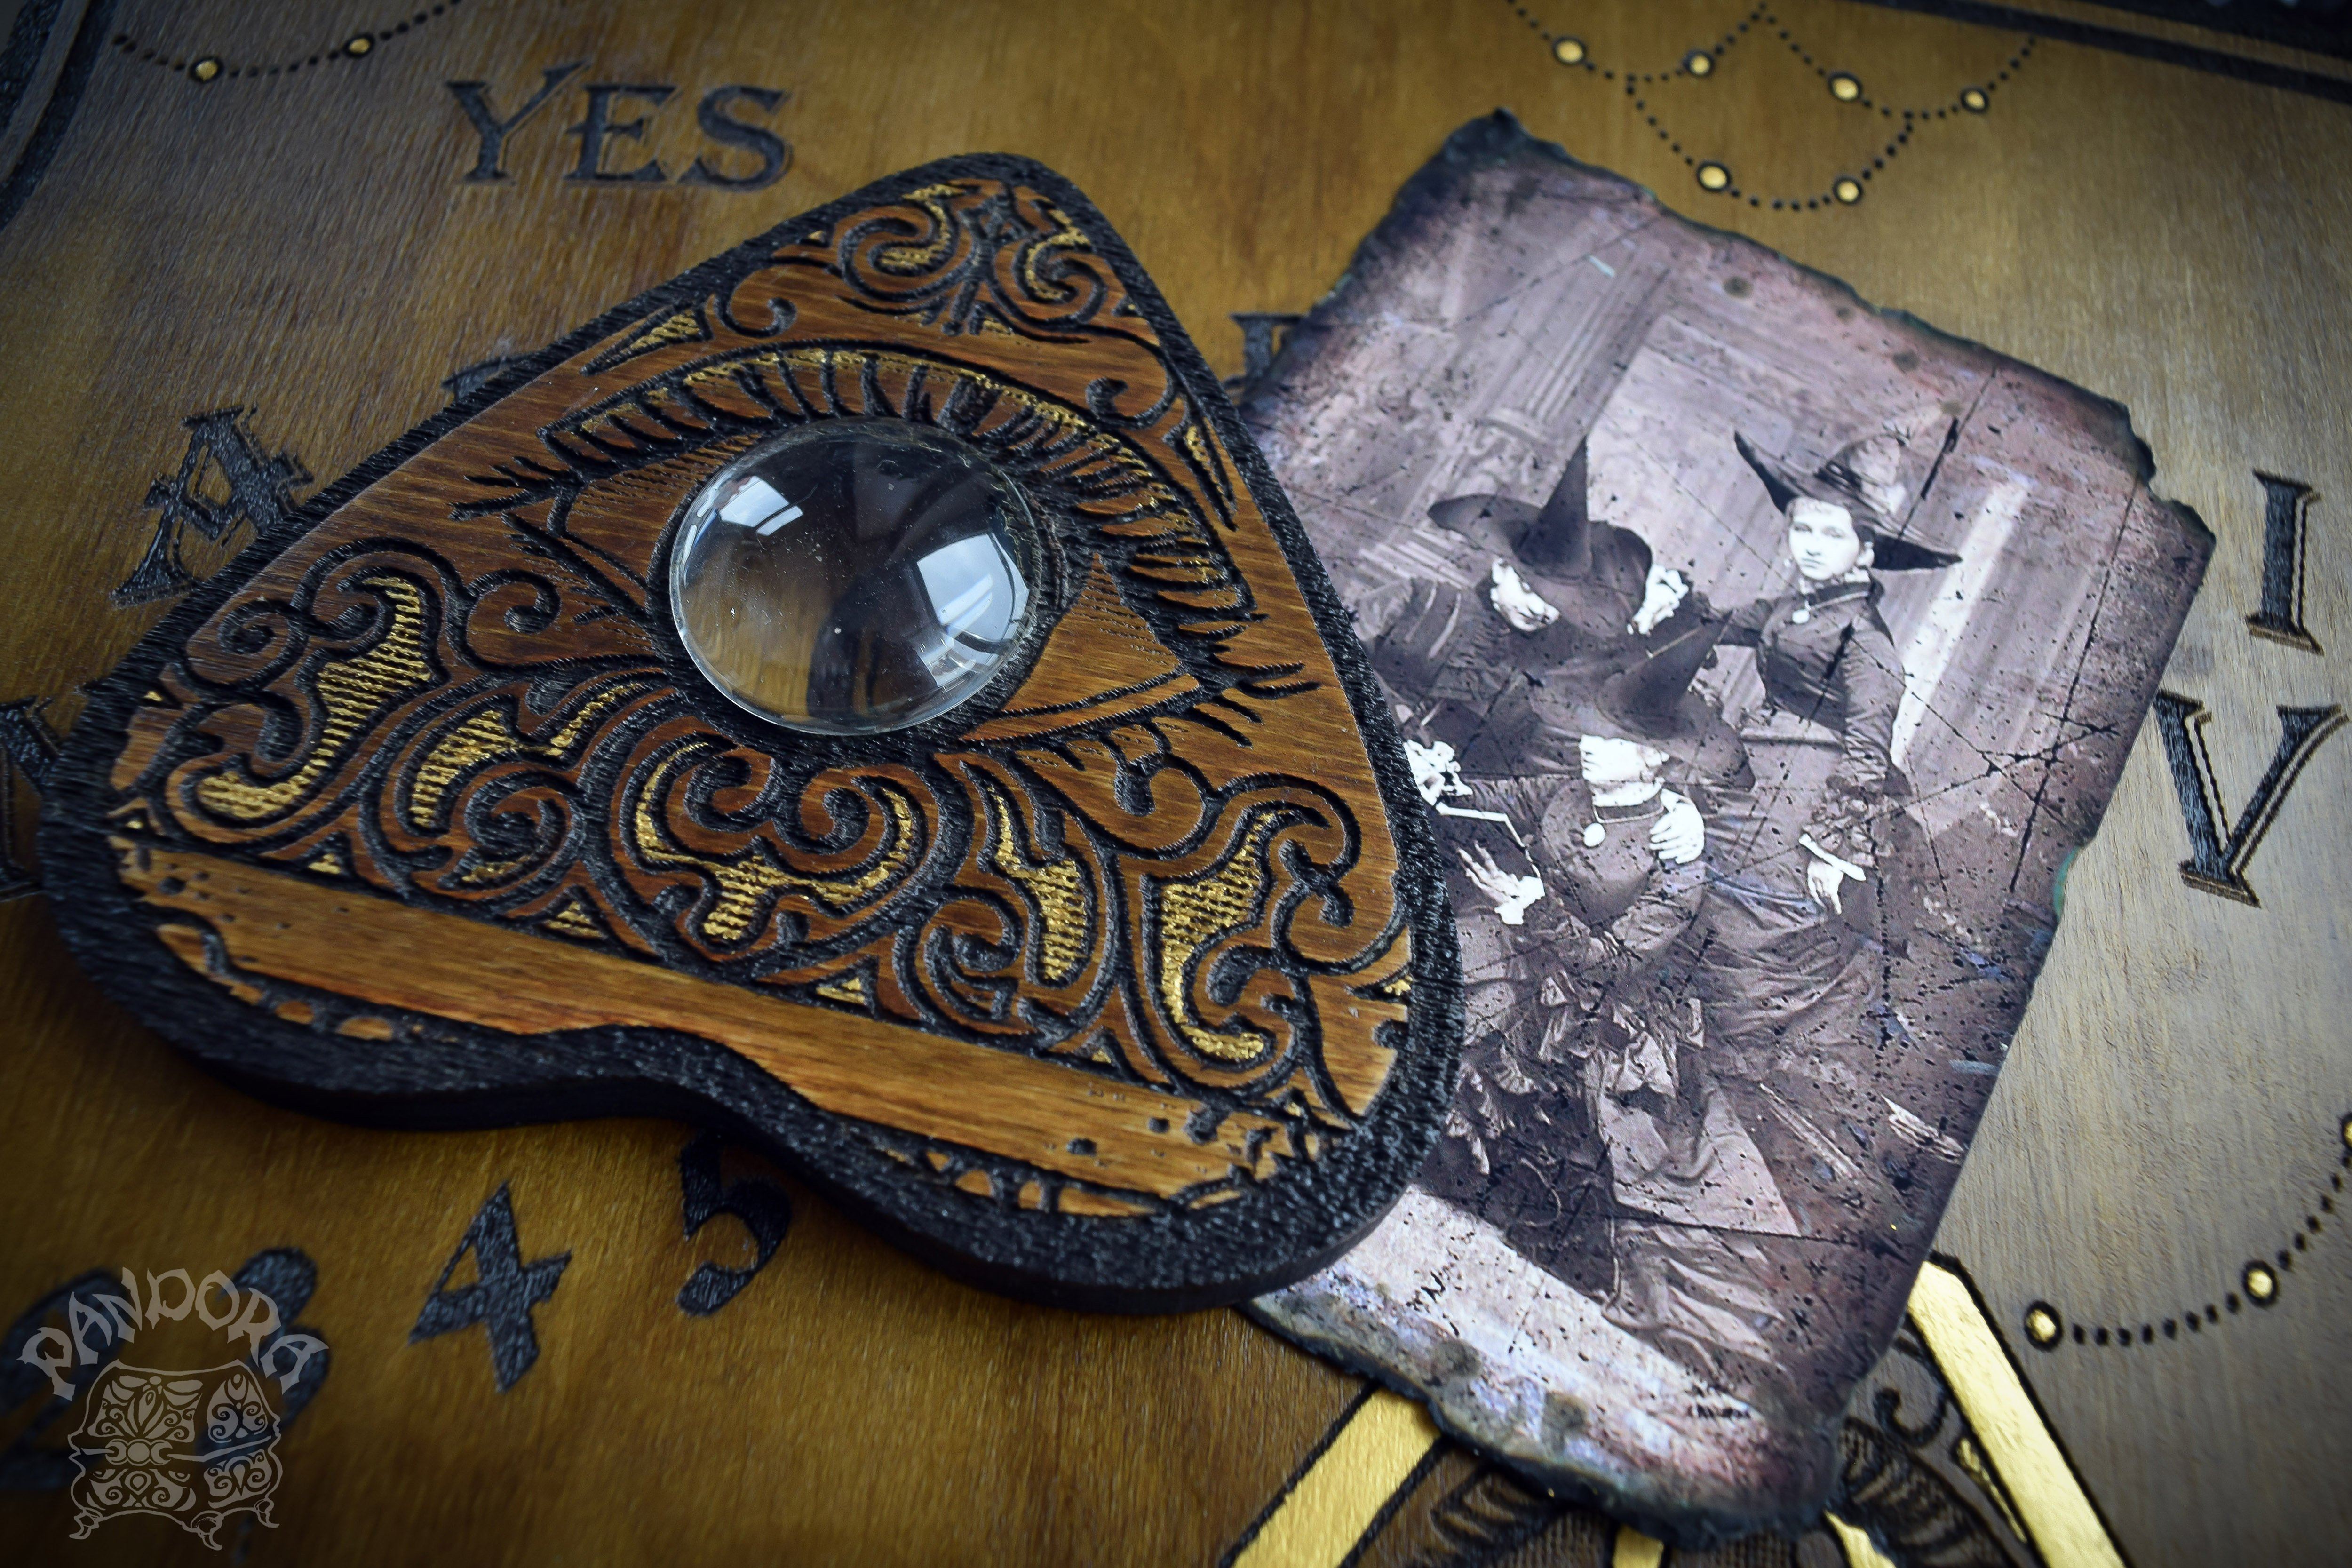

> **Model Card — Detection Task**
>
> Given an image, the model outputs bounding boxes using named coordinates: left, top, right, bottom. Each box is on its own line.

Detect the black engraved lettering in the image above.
left=2151, top=691, right=2346, bottom=905
left=114, top=408, right=309, bottom=606
left=679, top=86, right=791, bottom=190
left=565, top=83, right=676, bottom=183
left=409, top=1185, right=570, bottom=1392
left=446, top=63, right=584, bottom=183
left=675, top=1131, right=795, bottom=1316
left=0, top=1272, right=122, bottom=1492
left=2248, top=472, right=2323, bottom=653
left=230, top=1249, right=331, bottom=1431
left=0, top=697, right=60, bottom=901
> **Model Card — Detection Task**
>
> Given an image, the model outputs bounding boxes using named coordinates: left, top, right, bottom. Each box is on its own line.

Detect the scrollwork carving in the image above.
left=92, top=173, right=1421, bottom=1217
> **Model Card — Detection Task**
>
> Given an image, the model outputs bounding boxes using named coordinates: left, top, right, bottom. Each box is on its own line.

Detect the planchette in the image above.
left=37, top=157, right=1461, bottom=1313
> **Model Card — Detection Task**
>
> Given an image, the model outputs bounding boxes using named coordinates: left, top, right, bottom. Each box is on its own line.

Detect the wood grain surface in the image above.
left=0, top=1, right=2345, bottom=1563
left=33, top=156, right=1452, bottom=1312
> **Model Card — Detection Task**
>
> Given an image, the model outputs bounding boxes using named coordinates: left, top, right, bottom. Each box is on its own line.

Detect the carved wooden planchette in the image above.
left=38, top=157, right=1461, bottom=1313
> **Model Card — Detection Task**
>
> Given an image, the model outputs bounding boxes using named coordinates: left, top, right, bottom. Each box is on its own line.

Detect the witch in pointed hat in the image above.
left=1704, top=428, right=1958, bottom=901
left=1651, top=430, right=1959, bottom=1337
left=1368, top=441, right=1713, bottom=768
left=1427, top=625, right=1804, bottom=1397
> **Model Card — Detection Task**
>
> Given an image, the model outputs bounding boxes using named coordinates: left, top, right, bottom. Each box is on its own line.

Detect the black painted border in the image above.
left=1842, top=0, right=2352, bottom=104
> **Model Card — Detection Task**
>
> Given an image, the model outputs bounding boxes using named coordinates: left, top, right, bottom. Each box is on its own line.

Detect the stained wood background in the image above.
left=0, top=1, right=2344, bottom=1564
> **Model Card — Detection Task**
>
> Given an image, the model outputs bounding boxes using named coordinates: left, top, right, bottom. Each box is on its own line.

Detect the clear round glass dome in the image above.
left=668, top=422, right=1041, bottom=735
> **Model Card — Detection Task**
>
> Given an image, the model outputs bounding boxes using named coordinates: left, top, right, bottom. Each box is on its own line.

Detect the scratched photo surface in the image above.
left=1244, top=118, right=2211, bottom=1533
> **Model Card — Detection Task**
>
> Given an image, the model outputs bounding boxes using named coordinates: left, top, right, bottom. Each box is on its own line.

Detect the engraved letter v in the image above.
left=2151, top=692, right=2345, bottom=906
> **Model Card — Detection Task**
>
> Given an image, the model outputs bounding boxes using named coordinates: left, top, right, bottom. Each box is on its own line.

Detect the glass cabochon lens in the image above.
left=669, top=422, right=1041, bottom=734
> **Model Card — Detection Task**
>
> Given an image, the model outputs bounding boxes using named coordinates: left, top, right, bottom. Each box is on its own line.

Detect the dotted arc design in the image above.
left=114, top=3, right=465, bottom=82
left=2022, top=1112, right=2351, bottom=1353
left=1501, top=1, right=2040, bottom=211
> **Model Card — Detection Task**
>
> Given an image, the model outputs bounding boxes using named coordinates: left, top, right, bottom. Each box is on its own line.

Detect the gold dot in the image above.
left=2024, top=1305, right=2060, bottom=1347
left=191, top=57, right=221, bottom=83
left=1961, top=87, right=1989, bottom=113
left=2244, top=1262, right=2277, bottom=1303
left=1695, top=162, right=1731, bottom=193
left=1834, top=178, right=1863, bottom=205
left=1553, top=37, right=1587, bottom=66
left=345, top=34, right=373, bottom=56
left=1685, top=50, right=1714, bottom=78
left=2339, top=1113, right=2350, bottom=1149
left=1829, top=72, right=1861, bottom=102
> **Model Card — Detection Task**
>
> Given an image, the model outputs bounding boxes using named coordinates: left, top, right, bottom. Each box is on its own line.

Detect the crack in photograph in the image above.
left=1244, top=114, right=2210, bottom=1540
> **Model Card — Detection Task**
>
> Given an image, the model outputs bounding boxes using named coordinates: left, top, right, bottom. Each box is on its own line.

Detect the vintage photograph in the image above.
left=1246, top=117, right=2209, bottom=1530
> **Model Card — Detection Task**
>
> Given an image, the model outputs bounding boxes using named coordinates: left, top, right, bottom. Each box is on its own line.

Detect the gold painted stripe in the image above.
left=1229, top=1388, right=1439, bottom=1568
left=1610, top=1523, right=1667, bottom=1568
left=1907, top=1259, right=2127, bottom=1568
left=1827, top=1514, right=1899, bottom=1568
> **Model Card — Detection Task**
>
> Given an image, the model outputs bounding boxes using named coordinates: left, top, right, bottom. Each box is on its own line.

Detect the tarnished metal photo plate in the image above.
left=1245, top=115, right=2209, bottom=1536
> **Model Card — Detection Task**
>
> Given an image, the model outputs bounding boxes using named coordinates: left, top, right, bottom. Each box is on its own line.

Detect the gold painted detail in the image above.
left=814, top=972, right=868, bottom=1005
left=628, top=743, right=922, bottom=945
left=407, top=678, right=659, bottom=831
left=541, top=898, right=607, bottom=942
left=1952, top=1432, right=2030, bottom=1544
left=1906, top=1259, right=2127, bottom=1568
left=191, top=574, right=436, bottom=823
left=113, top=169, right=1409, bottom=1189
left=2015, top=1113, right=2347, bottom=1349
left=2023, top=1304, right=2059, bottom=1347
left=977, top=776, right=1089, bottom=985
left=1227, top=1264, right=2114, bottom=1568
left=1224, top=1389, right=1441, bottom=1568
left=599, top=307, right=708, bottom=366
left=1506, top=2, right=2037, bottom=211
left=1823, top=1516, right=1898, bottom=1568
left=1610, top=1526, right=1667, bottom=1568
left=1152, top=812, right=1278, bottom=1063
left=868, top=187, right=963, bottom=275
left=124, top=841, right=1291, bottom=1201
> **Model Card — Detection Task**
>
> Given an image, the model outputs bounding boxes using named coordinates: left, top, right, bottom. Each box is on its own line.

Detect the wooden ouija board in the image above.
left=0, top=2, right=2344, bottom=1564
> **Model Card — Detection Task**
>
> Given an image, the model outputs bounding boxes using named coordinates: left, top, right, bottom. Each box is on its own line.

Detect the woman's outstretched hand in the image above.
left=1798, top=830, right=1868, bottom=912
left=1629, top=561, right=1692, bottom=635
left=1460, top=844, right=1545, bottom=925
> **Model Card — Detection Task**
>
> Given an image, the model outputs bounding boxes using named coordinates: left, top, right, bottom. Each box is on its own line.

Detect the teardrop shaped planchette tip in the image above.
left=38, top=156, right=1462, bottom=1313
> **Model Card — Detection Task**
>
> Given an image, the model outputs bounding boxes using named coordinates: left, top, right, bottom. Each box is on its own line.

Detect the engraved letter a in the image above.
left=2151, top=692, right=2344, bottom=906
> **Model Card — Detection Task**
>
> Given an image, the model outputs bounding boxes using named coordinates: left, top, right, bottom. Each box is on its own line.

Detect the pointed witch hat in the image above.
left=1462, top=613, right=1746, bottom=785
left=1734, top=431, right=1962, bottom=572
left=1426, top=442, right=1653, bottom=591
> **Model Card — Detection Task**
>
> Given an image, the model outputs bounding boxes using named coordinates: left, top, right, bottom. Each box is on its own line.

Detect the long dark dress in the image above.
left=1417, top=771, right=1809, bottom=1395
left=1685, top=577, right=1940, bottom=1413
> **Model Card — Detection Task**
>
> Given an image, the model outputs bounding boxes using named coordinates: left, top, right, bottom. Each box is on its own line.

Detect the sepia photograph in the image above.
left=1246, top=116, right=2210, bottom=1532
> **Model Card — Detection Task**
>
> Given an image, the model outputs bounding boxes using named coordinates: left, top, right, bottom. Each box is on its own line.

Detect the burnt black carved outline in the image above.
left=39, top=154, right=1462, bottom=1313
left=103, top=347, right=1389, bottom=1114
